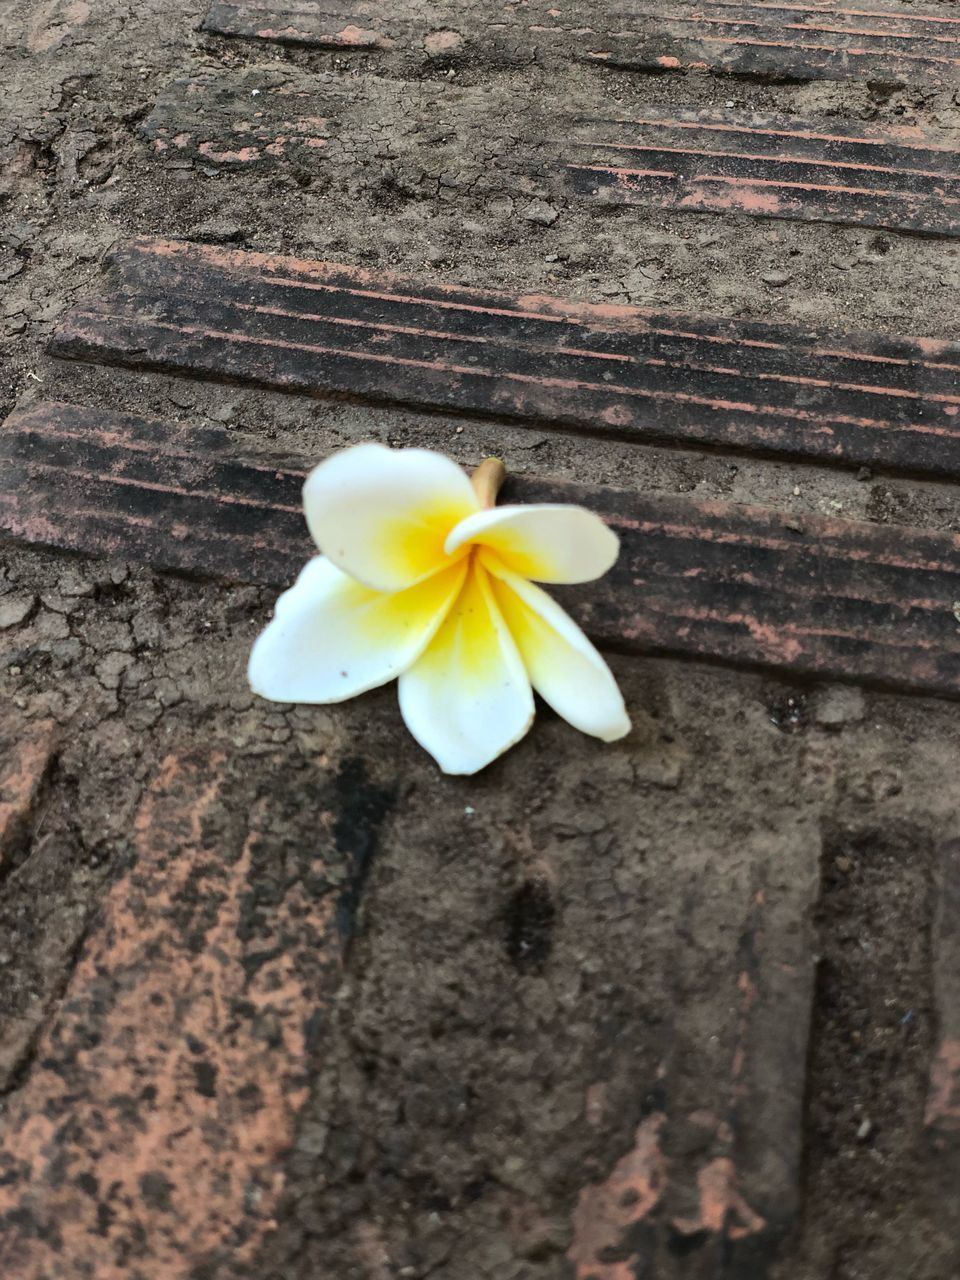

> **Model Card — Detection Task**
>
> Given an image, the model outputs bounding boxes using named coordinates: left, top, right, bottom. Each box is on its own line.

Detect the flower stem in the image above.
left=471, top=457, right=506, bottom=509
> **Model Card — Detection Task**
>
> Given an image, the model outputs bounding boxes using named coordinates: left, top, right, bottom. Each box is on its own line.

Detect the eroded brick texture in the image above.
left=0, top=748, right=392, bottom=1279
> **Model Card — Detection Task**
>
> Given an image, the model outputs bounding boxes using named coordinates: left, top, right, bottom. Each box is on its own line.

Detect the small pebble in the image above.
left=522, top=199, right=559, bottom=226
left=812, top=684, right=865, bottom=729
left=762, top=270, right=793, bottom=287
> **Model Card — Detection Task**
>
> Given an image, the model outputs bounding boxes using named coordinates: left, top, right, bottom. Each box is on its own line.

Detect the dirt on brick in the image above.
left=2, top=1, right=960, bottom=1277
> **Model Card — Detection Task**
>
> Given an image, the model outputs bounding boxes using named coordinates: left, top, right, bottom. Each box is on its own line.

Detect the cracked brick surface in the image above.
left=141, top=67, right=548, bottom=205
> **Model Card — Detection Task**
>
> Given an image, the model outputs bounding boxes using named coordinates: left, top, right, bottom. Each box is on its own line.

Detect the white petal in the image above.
left=248, top=556, right=467, bottom=703
left=444, top=504, right=619, bottom=584
left=303, top=443, right=480, bottom=592
left=398, top=564, right=535, bottom=774
left=487, top=562, right=631, bottom=742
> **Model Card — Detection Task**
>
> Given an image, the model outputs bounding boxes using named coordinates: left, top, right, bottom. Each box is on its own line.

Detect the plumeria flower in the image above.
left=248, top=444, right=630, bottom=774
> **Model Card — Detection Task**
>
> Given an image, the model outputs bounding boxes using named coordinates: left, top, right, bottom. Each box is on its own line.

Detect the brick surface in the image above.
left=49, top=239, right=960, bottom=477
left=200, top=0, right=960, bottom=88
left=202, top=0, right=416, bottom=50
left=6, top=400, right=960, bottom=696
left=926, top=837, right=960, bottom=1223
left=0, top=715, right=57, bottom=869
left=142, top=67, right=338, bottom=170
left=575, top=0, right=960, bottom=88
left=566, top=828, right=820, bottom=1278
left=567, top=107, right=960, bottom=237
left=140, top=66, right=541, bottom=196
left=0, top=748, right=380, bottom=1280
left=199, top=0, right=537, bottom=62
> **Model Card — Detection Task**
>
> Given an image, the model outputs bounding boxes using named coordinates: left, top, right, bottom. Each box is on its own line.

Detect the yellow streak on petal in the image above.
left=343, top=556, right=469, bottom=649
left=488, top=566, right=630, bottom=742
left=373, top=498, right=476, bottom=585
left=398, top=556, right=535, bottom=774
left=421, top=559, right=505, bottom=692
left=488, top=570, right=561, bottom=672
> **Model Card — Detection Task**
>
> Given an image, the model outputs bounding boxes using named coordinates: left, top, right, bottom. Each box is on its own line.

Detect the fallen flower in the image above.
left=248, top=443, right=630, bottom=774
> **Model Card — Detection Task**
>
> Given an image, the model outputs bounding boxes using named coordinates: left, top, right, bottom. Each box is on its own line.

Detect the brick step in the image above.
left=576, top=0, right=960, bottom=88
left=5, top=399, right=960, bottom=696
left=49, top=240, right=960, bottom=477
left=200, top=0, right=960, bottom=88
left=567, top=107, right=960, bottom=238
left=0, top=747, right=823, bottom=1280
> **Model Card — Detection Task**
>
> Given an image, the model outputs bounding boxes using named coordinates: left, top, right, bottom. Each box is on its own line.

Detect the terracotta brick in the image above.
left=567, top=107, right=960, bottom=237
left=0, top=749, right=375, bottom=1279
left=49, top=239, right=960, bottom=476
left=201, top=0, right=960, bottom=89
left=6, top=400, right=960, bottom=697
left=566, top=830, right=820, bottom=1277
left=0, top=715, right=58, bottom=869
left=573, top=1, right=960, bottom=89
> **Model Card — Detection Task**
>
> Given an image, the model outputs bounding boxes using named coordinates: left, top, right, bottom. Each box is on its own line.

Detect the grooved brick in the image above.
left=567, top=107, right=960, bottom=238
left=201, top=0, right=960, bottom=88
left=48, top=239, right=960, bottom=478
left=5, top=401, right=960, bottom=697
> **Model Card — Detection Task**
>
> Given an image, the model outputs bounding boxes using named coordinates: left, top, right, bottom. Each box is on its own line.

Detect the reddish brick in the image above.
left=567, top=108, right=960, bottom=238
left=567, top=833, right=820, bottom=1277
left=200, top=1, right=960, bottom=89
left=574, top=1, right=960, bottom=89
left=142, top=67, right=340, bottom=170
left=0, top=750, right=364, bottom=1279
left=49, top=239, right=960, bottom=477
left=0, top=716, right=58, bottom=868
left=6, top=400, right=960, bottom=697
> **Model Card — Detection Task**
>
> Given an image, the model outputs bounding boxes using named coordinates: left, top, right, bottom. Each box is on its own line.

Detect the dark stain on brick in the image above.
left=191, top=1060, right=218, bottom=1098
left=333, top=757, right=395, bottom=943
left=797, top=823, right=936, bottom=1270
left=504, top=879, right=556, bottom=973
left=139, top=1171, right=175, bottom=1213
